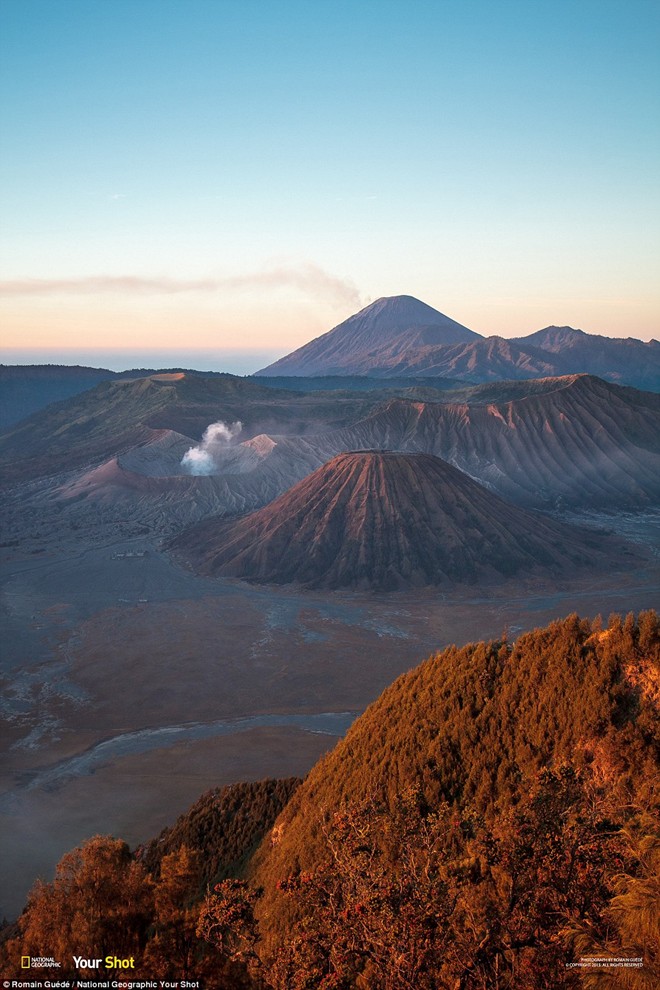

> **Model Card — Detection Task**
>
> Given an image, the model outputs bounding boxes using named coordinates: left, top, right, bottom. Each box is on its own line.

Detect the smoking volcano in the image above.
left=181, top=420, right=243, bottom=475
left=173, top=451, right=613, bottom=590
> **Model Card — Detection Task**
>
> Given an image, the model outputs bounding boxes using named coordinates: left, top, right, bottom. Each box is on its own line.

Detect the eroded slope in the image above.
left=175, top=451, right=618, bottom=590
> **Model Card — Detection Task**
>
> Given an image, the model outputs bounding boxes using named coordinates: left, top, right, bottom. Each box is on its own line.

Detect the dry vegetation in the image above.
left=2, top=611, right=658, bottom=989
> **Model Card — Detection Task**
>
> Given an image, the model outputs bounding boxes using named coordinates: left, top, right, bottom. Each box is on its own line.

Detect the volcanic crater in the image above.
left=173, top=450, right=617, bottom=591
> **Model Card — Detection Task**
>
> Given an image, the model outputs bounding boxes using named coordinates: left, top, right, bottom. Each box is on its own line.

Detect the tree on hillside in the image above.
left=4, top=836, right=153, bottom=977
left=143, top=845, right=205, bottom=978
left=197, top=879, right=263, bottom=988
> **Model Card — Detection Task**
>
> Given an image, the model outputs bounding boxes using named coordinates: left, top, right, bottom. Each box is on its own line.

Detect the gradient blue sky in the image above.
left=1, top=0, right=658, bottom=371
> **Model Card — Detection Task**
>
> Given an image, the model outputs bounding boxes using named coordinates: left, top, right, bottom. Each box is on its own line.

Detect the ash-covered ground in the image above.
left=1, top=508, right=659, bottom=919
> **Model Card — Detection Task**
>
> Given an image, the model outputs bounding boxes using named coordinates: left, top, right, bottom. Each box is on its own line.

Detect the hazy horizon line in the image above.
left=0, top=347, right=281, bottom=375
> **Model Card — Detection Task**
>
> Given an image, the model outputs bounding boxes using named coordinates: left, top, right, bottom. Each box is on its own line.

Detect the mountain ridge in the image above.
left=256, top=295, right=660, bottom=389
left=3, top=373, right=655, bottom=537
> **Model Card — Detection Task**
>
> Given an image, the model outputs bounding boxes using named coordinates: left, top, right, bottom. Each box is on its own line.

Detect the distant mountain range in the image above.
left=1, top=295, right=657, bottom=434
left=257, top=294, right=660, bottom=389
left=2, top=331, right=659, bottom=597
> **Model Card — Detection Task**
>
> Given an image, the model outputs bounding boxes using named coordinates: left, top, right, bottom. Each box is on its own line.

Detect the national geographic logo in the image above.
left=20, top=956, right=61, bottom=969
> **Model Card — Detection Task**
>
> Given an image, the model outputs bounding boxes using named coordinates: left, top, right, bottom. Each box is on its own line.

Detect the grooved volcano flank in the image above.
left=175, top=451, right=608, bottom=590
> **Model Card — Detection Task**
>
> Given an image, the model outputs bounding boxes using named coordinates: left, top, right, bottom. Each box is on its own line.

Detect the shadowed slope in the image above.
left=0, top=365, right=117, bottom=430
left=175, top=451, right=613, bottom=590
left=139, top=778, right=301, bottom=888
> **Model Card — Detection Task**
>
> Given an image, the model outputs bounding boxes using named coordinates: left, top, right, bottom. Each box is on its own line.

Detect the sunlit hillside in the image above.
left=3, top=611, right=658, bottom=989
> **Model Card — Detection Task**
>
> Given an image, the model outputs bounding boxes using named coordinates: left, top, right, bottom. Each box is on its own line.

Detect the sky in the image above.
left=0, top=0, right=659, bottom=372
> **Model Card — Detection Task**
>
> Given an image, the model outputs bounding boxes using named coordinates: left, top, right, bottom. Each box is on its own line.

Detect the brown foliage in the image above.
left=202, top=762, right=660, bottom=989
left=142, top=845, right=205, bottom=978
left=3, top=612, right=658, bottom=989
left=3, top=836, right=153, bottom=977
left=253, top=611, right=660, bottom=944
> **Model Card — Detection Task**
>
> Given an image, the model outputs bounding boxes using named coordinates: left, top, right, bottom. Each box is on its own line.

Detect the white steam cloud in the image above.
left=181, top=420, right=242, bottom=476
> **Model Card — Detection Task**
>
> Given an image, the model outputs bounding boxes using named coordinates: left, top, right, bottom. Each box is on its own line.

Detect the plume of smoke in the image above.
left=0, top=264, right=362, bottom=309
left=181, top=420, right=242, bottom=476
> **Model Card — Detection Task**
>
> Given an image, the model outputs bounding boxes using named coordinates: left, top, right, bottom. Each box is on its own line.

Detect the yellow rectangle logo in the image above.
left=21, top=956, right=31, bottom=968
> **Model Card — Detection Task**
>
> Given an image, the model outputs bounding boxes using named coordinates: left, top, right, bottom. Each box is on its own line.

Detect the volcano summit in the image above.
left=256, top=295, right=480, bottom=377
left=175, top=451, right=611, bottom=591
